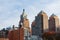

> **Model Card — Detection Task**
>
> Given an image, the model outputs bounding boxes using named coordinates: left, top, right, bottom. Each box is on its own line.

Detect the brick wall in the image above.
left=8, top=28, right=24, bottom=40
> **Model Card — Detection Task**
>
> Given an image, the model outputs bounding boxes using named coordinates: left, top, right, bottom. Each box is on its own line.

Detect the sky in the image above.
left=0, top=0, right=60, bottom=30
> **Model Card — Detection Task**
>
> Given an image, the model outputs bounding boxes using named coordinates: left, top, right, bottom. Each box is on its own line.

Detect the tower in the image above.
left=19, top=9, right=30, bottom=40
left=31, top=11, right=48, bottom=40
left=19, top=9, right=29, bottom=28
left=32, top=11, right=48, bottom=35
left=49, top=14, right=59, bottom=32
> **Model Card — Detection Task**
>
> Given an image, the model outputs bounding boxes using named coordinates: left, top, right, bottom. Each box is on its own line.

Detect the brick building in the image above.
left=8, top=27, right=24, bottom=40
left=0, top=30, right=9, bottom=40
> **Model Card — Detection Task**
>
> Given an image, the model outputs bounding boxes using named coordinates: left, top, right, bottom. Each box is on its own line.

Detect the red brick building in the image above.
left=8, top=27, right=24, bottom=40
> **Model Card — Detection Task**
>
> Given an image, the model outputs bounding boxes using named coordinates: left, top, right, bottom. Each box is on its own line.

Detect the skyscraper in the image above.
left=49, top=14, right=59, bottom=32
left=31, top=11, right=48, bottom=40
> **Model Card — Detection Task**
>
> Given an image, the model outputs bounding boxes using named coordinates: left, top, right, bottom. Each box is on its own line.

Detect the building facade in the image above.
left=8, top=27, right=24, bottom=40
left=49, top=14, right=59, bottom=32
left=31, top=11, right=48, bottom=40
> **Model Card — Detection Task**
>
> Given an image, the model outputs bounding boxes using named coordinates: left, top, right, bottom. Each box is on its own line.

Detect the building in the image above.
left=0, top=30, right=9, bottom=40
left=8, top=9, right=30, bottom=40
left=5, top=9, right=60, bottom=40
left=19, top=9, right=30, bottom=40
left=0, top=31, right=4, bottom=38
left=49, top=14, right=59, bottom=32
left=31, top=11, right=48, bottom=40
left=8, top=27, right=24, bottom=40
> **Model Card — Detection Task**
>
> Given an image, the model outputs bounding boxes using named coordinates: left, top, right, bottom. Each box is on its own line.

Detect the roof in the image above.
left=38, top=10, right=47, bottom=15
left=51, top=14, right=57, bottom=17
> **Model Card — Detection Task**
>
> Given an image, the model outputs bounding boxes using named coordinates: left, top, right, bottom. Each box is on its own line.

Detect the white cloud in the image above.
left=0, top=0, right=60, bottom=29
left=0, top=0, right=23, bottom=29
left=25, top=0, right=60, bottom=27
left=25, top=5, right=40, bottom=27
left=43, top=0, right=60, bottom=16
left=0, top=9, right=20, bottom=29
left=42, top=0, right=60, bottom=25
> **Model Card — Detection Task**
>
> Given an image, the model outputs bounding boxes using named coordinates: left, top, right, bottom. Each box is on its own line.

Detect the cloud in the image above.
left=25, top=0, right=60, bottom=27
left=25, top=5, right=40, bottom=27
left=0, top=0, right=23, bottom=29
left=42, top=0, right=60, bottom=25
left=0, top=0, right=60, bottom=29
left=0, top=9, right=20, bottom=29
left=43, top=0, right=60, bottom=17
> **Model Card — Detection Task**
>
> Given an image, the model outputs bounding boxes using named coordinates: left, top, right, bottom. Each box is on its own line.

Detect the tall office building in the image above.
left=49, top=14, right=59, bottom=32
left=31, top=11, right=48, bottom=40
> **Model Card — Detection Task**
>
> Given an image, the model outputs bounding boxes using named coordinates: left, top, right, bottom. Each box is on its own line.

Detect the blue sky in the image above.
left=0, top=0, right=60, bottom=30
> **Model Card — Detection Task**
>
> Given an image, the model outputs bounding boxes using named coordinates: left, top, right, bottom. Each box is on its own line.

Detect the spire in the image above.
left=38, top=10, right=46, bottom=16
left=22, top=9, right=27, bottom=19
left=40, top=10, right=44, bottom=13
left=23, top=9, right=25, bottom=14
left=40, top=10, right=46, bottom=14
left=21, top=9, right=27, bottom=20
left=50, top=13, right=58, bottom=18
